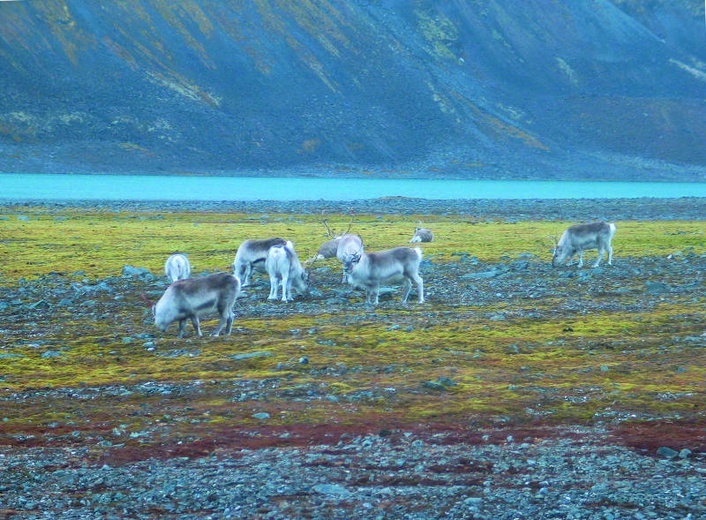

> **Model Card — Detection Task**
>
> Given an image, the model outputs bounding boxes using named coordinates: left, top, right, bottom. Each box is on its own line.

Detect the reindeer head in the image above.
left=342, top=249, right=363, bottom=275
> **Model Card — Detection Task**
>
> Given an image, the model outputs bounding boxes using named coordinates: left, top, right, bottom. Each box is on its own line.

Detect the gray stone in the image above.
left=656, top=446, right=679, bottom=459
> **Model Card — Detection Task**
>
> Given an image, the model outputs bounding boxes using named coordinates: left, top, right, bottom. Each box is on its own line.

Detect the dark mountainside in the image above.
left=0, top=0, right=705, bottom=180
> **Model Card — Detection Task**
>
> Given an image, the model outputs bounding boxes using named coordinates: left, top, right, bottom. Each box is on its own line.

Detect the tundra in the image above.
left=409, top=227, right=434, bottom=243
left=164, top=253, right=191, bottom=283
left=154, top=272, right=240, bottom=337
left=233, top=238, right=287, bottom=286
left=336, top=234, right=364, bottom=283
left=552, top=221, right=617, bottom=268
left=344, top=246, right=424, bottom=305
left=265, top=241, right=308, bottom=301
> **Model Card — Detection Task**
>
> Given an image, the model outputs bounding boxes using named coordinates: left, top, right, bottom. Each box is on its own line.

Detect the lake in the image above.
left=2, top=173, right=706, bottom=201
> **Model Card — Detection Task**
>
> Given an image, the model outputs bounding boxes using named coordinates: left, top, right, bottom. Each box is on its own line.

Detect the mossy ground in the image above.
left=1, top=206, right=705, bottom=455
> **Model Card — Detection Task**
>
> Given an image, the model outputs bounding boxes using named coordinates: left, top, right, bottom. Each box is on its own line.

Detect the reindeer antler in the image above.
left=321, top=210, right=334, bottom=238
left=343, top=212, right=355, bottom=236
left=140, top=291, right=155, bottom=310
left=321, top=209, right=355, bottom=238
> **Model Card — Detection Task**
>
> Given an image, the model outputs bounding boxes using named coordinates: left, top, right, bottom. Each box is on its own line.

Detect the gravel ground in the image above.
left=1, top=197, right=705, bottom=519
left=13, top=196, right=706, bottom=221
left=1, top=426, right=704, bottom=520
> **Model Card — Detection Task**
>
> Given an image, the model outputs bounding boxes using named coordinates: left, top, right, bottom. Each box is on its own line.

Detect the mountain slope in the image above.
left=0, top=0, right=704, bottom=179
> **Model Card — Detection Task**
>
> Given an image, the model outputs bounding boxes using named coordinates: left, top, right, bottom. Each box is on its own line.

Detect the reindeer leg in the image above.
left=178, top=319, right=187, bottom=338
left=577, top=252, right=584, bottom=268
left=593, top=248, right=605, bottom=268
left=413, top=274, right=424, bottom=303
left=242, top=264, right=252, bottom=287
left=401, top=278, right=412, bottom=303
left=281, top=272, right=290, bottom=302
left=212, top=319, right=224, bottom=336
left=224, top=311, right=234, bottom=335
left=267, top=274, right=278, bottom=300
left=191, top=316, right=202, bottom=337
left=607, top=244, right=613, bottom=265
left=372, top=284, right=380, bottom=305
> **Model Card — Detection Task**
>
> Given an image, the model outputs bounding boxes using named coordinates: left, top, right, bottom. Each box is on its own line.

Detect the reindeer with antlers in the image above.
left=315, top=211, right=356, bottom=259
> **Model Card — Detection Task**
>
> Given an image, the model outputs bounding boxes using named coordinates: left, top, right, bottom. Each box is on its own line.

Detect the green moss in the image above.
left=1, top=206, right=705, bottom=443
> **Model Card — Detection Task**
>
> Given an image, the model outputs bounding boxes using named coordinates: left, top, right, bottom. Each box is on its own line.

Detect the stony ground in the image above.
left=1, top=197, right=705, bottom=519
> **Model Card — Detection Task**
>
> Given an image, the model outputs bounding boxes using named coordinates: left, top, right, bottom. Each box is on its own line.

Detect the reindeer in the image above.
left=409, top=225, right=434, bottom=243
left=552, top=221, right=617, bottom=268
left=265, top=241, right=309, bottom=302
left=315, top=238, right=341, bottom=260
left=336, top=234, right=364, bottom=283
left=315, top=211, right=356, bottom=260
left=233, top=238, right=287, bottom=286
left=153, top=272, right=240, bottom=337
left=343, top=246, right=424, bottom=305
left=164, top=253, right=191, bottom=283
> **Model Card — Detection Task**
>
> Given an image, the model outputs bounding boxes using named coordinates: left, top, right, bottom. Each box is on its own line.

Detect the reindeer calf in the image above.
left=233, top=238, right=287, bottom=286
left=553, top=221, right=617, bottom=268
left=344, top=246, right=424, bottom=305
left=164, top=253, right=191, bottom=283
left=154, top=272, right=240, bottom=337
left=265, top=241, right=308, bottom=301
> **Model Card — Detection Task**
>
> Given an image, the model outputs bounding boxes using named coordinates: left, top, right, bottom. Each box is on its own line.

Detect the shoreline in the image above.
left=2, top=196, right=706, bottom=221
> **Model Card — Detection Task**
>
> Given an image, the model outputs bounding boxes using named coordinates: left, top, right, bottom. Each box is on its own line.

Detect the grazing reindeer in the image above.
left=265, top=241, right=309, bottom=301
left=164, top=253, right=191, bottom=283
left=552, top=221, right=617, bottom=268
left=343, top=246, right=424, bottom=305
left=409, top=225, right=434, bottom=243
left=233, top=238, right=287, bottom=286
left=154, top=272, right=240, bottom=337
left=336, top=234, right=364, bottom=283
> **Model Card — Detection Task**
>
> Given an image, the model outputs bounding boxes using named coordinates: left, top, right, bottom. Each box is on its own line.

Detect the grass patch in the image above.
left=1, top=206, right=705, bottom=447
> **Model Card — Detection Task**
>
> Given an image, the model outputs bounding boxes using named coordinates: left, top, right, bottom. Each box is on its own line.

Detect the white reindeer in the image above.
left=233, top=237, right=287, bottom=286
left=265, top=241, right=308, bottom=301
left=552, top=221, right=617, bottom=268
left=164, top=253, right=191, bottom=283
left=343, top=246, right=424, bottom=305
left=409, top=226, right=434, bottom=243
left=336, top=234, right=364, bottom=283
left=154, top=272, right=240, bottom=337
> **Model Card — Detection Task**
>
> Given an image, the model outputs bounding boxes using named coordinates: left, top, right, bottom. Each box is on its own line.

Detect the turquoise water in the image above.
left=2, top=173, right=706, bottom=201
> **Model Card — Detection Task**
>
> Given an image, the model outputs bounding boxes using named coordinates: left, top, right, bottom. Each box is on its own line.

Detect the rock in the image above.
left=121, top=265, right=151, bottom=277
left=312, top=484, right=351, bottom=497
left=252, top=412, right=270, bottom=420
left=461, top=269, right=503, bottom=280
left=656, top=446, right=679, bottom=459
left=645, top=281, right=670, bottom=294
left=231, top=351, right=273, bottom=361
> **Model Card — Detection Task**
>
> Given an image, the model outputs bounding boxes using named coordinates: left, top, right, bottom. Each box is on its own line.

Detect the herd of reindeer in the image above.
left=152, top=216, right=617, bottom=338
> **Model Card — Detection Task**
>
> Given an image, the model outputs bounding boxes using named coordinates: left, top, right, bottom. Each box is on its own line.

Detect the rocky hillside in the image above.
left=0, top=0, right=705, bottom=179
